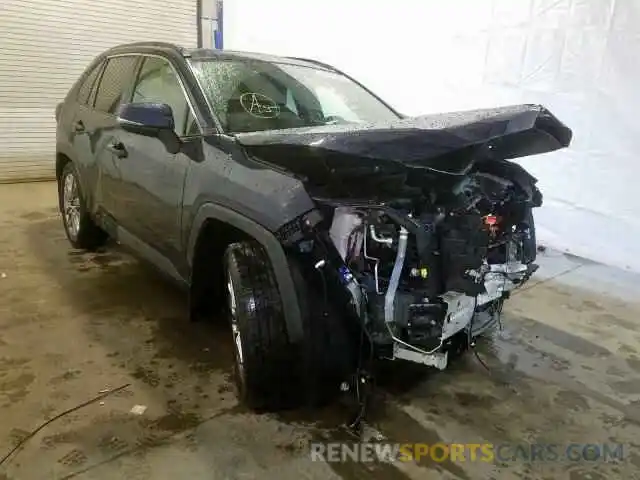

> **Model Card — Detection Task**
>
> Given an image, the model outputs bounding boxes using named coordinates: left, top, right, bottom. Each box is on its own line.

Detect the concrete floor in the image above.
left=1, top=182, right=640, bottom=480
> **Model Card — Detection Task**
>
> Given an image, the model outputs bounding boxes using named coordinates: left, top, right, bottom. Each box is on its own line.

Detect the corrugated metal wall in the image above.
left=0, top=0, right=197, bottom=182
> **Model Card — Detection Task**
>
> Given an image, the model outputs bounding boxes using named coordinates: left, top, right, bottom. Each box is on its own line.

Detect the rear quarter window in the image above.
left=76, top=60, right=105, bottom=106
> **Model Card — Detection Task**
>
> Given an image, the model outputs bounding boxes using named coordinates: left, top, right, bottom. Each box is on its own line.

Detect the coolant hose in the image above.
left=384, top=226, right=408, bottom=325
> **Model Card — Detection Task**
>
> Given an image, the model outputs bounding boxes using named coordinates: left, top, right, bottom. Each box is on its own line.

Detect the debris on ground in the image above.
left=130, top=405, right=147, bottom=415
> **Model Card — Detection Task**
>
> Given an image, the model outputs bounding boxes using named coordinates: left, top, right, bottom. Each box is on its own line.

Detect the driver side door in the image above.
left=115, top=55, right=200, bottom=268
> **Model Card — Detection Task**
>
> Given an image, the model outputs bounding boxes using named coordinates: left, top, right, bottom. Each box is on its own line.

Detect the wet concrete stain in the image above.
left=58, top=448, right=88, bottom=467
left=49, top=369, right=83, bottom=385
left=275, top=403, right=429, bottom=480
left=460, top=329, right=640, bottom=436
left=599, top=413, right=625, bottom=428
left=0, top=357, right=30, bottom=370
left=453, top=391, right=500, bottom=408
left=509, top=315, right=613, bottom=358
left=131, top=366, right=161, bottom=388
left=606, top=365, right=628, bottom=377
left=0, top=372, right=35, bottom=403
left=608, top=379, right=640, bottom=395
left=592, top=313, right=638, bottom=332
left=626, top=356, right=640, bottom=373
left=568, top=470, right=607, bottom=480
left=8, top=428, right=30, bottom=446
left=143, top=411, right=202, bottom=433
left=481, top=327, right=572, bottom=375
left=579, top=300, right=604, bottom=311
left=554, top=390, right=590, bottom=411
left=20, top=211, right=49, bottom=221
left=372, top=401, right=472, bottom=480
left=618, top=343, right=639, bottom=355
left=583, top=325, right=616, bottom=340
left=41, top=430, right=82, bottom=450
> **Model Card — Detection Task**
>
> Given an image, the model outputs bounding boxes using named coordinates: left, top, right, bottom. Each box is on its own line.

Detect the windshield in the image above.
left=189, top=58, right=399, bottom=133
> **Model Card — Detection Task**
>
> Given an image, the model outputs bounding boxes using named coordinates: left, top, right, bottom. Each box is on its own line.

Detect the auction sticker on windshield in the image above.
left=240, top=93, right=280, bottom=118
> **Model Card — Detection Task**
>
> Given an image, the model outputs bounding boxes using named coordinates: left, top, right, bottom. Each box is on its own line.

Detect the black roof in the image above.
left=105, top=42, right=335, bottom=71
left=188, top=48, right=334, bottom=70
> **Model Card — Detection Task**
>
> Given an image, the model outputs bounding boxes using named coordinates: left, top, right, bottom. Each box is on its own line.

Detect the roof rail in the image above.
left=286, top=56, right=338, bottom=72
left=110, top=41, right=186, bottom=54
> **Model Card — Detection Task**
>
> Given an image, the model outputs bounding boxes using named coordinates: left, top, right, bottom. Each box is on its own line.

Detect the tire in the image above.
left=223, top=240, right=353, bottom=411
left=224, top=240, right=301, bottom=410
left=521, top=207, right=537, bottom=264
left=59, top=162, right=107, bottom=250
left=288, top=257, right=353, bottom=406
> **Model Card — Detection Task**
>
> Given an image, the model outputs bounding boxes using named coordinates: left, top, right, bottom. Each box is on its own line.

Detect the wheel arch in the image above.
left=187, top=203, right=304, bottom=343
left=56, top=147, right=94, bottom=211
left=55, top=139, right=79, bottom=178
left=56, top=151, right=73, bottom=181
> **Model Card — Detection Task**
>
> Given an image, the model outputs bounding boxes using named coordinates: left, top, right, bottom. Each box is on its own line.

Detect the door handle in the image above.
left=73, top=120, right=85, bottom=133
left=107, top=141, right=128, bottom=159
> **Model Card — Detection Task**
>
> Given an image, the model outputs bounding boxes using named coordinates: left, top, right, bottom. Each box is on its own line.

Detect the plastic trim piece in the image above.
left=187, top=202, right=304, bottom=343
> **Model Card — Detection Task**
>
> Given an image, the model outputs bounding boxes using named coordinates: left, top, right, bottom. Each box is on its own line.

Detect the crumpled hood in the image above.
left=234, top=104, right=572, bottom=176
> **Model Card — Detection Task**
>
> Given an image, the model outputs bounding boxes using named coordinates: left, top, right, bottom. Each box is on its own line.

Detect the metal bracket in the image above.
left=393, top=344, right=449, bottom=370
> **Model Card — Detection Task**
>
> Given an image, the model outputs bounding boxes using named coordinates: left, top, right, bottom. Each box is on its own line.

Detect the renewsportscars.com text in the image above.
left=310, top=442, right=625, bottom=464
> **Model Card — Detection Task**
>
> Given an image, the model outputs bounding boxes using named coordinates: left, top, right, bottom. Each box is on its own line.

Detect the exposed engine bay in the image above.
left=314, top=163, right=540, bottom=370
left=272, top=159, right=544, bottom=378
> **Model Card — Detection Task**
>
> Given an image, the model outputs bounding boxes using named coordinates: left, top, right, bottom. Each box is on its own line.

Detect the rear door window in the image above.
left=94, top=56, right=139, bottom=114
left=77, top=60, right=105, bottom=106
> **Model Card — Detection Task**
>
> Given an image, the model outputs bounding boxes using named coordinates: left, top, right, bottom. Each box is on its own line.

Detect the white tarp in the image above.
left=224, top=0, right=640, bottom=273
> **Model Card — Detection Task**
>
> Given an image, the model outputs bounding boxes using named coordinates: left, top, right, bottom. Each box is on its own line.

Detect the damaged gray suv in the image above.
left=55, top=42, right=572, bottom=414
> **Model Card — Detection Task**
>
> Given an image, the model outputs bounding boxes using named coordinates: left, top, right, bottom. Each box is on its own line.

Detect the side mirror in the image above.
left=118, top=102, right=175, bottom=135
left=117, top=103, right=181, bottom=154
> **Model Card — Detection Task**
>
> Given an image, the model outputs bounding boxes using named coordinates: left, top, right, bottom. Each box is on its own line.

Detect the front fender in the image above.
left=187, top=202, right=304, bottom=343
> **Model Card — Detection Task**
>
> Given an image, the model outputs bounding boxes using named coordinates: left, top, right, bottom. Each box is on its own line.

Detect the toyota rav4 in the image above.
left=55, top=42, right=572, bottom=413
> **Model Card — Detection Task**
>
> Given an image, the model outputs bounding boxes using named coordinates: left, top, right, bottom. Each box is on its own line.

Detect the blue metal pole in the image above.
left=214, top=0, right=224, bottom=49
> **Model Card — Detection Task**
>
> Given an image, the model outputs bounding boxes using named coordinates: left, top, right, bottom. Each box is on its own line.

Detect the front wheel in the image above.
left=58, top=162, right=107, bottom=250
left=224, top=241, right=302, bottom=410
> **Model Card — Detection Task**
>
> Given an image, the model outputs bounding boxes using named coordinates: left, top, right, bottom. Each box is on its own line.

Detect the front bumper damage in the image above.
left=392, top=263, right=537, bottom=369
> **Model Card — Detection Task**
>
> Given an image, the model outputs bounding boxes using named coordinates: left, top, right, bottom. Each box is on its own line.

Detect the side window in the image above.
left=77, top=60, right=104, bottom=105
left=94, top=56, right=139, bottom=114
left=132, top=57, right=196, bottom=136
left=313, top=85, right=363, bottom=123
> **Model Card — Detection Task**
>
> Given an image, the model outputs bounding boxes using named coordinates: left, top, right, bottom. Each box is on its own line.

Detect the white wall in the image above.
left=225, top=0, right=640, bottom=273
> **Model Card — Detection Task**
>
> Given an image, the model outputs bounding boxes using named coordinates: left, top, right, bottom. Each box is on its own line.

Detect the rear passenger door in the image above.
left=90, top=55, right=140, bottom=226
left=69, top=59, right=105, bottom=196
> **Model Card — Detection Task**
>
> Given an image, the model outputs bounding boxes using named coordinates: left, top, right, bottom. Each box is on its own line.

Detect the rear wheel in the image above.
left=59, top=162, right=107, bottom=250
